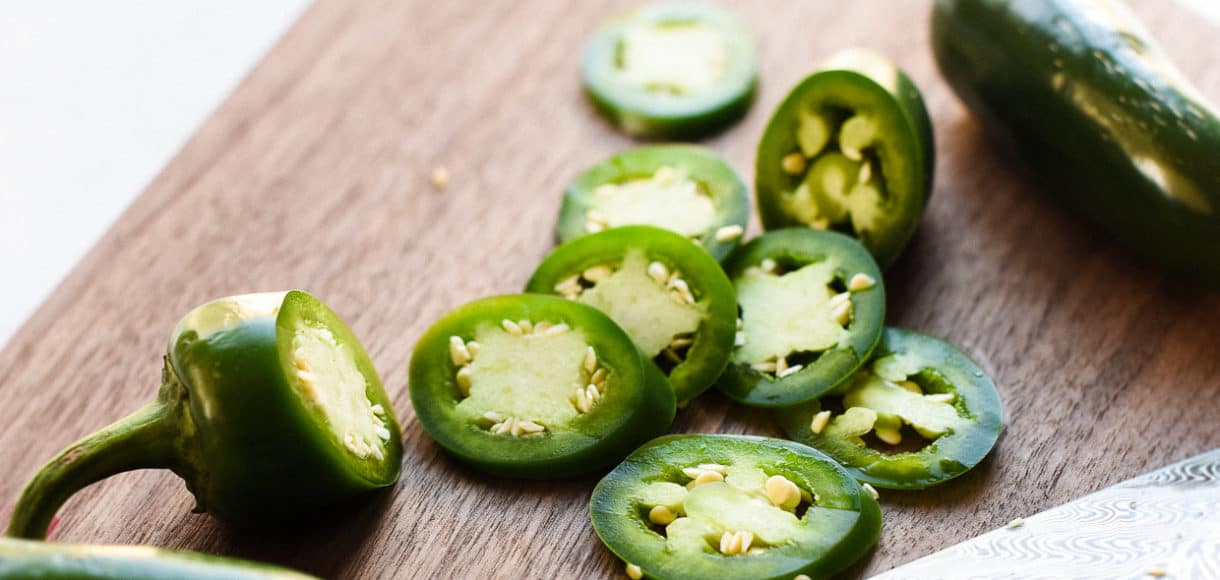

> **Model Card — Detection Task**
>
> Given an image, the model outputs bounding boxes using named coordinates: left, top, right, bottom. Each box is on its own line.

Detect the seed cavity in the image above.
left=714, top=224, right=744, bottom=242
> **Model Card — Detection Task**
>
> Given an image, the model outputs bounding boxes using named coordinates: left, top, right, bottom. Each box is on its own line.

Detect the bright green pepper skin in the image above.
left=590, top=434, right=881, bottom=580
left=933, top=0, right=1220, bottom=285
left=756, top=50, right=934, bottom=269
left=582, top=3, right=757, bottom=139
left=7, top=291, right=402, bottom=538
left=0, top=537, right=317, bottom=579
left=556, top=145, right=750, bottom=262
left=717, top=229, right=885, bottom=408
left=409, top=294, right=675, bottom=479
left=526, top=226, right=738, bottom=403
left=776, top=327, right=1003, bottom=490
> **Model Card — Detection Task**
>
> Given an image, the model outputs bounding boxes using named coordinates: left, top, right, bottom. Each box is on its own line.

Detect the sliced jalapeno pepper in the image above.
left=525, top=226, right=737, bottom=403
left=409, top=294, right=675, bottom=478
left=557, top=145, right=749, bottom=261
left=717, top=229, right=884, bottom=408
left=756, top=49, right=934, bottom=268
left=590, top=434, right=881, bottom=580
left=8, top=291, right=403, bottom=538
left=776, top=327, right=1003, bottom=489
left=0, top=537, right=317, bottom=579
left=582, top=2, right=757, bottom=138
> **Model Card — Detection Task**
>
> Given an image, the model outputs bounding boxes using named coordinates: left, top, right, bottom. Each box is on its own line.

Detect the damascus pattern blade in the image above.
left=872, top=449, right=1220, bottom=580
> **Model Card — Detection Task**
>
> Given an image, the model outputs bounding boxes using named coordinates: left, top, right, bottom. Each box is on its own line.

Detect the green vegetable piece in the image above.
left=557, top=145, right=749, bottom=261
left=777, top=327, right=1004, bottom=489
left=582, top=2, right=758, bottom=138
left=0, top=537, right=317, bottom=579
left=409, top=294, right=675, bottom=478
left=717, top=229, right=885, bottom=407
left=933, top=0, right=1220, bottom=285
left=756, top=48, right=934, bottom=268
left=7, top=291, right=402, bottom=538
left=527, top=226, right=737, bottom=403
left=590, top=434, right=881, bottom=580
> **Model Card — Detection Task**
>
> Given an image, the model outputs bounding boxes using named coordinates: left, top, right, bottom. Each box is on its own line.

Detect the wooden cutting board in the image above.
left=2, top=0, right=1218, bottom=577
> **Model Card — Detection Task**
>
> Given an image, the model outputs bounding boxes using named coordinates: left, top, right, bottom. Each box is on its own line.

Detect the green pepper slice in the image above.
left=525, top=226, right=737, bottom=403
left=756, top=49, right=934, bottom=268
left=7, top=291, right=403, bottom=538
left=0, top=537, right=317, bottom=579
left=717, top=229, right=885, bottom=408
left=409, top=294, right=675, bottom=478
left=590, top=434, right=881, bottom=580
left=776, top=327, right=1003, bottom=489
left=557, top=145, right=750, bottom=262
left=582, top=2, right=757, bottom=139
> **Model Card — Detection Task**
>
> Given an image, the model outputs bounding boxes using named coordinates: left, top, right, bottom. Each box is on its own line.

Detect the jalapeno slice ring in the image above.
left=776, top=327, right=1003, bottom=489
left=756, top=49, right=934, bottom=268
left=582, top=2, right=758, bottom=139
left=717, top=229, right=885, bottom=408
left=526, top=226, right=737, bottom=403
left=409, top=294, right=675, bottom=478
left=590, top=434, right=881, bottom=580
left=557, top=145, right=750, bottom=262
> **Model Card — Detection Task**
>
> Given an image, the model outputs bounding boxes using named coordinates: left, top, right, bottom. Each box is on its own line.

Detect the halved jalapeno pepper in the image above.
left=776, top=327, right=1003, bottom=489
left=717, top=229, right=885, bottom=408
left=557, top=145, right=750, bottom=261
left=756, top=49, right=934, bottom=268
left=409, top=294, right=675, bottom=478
left=525, top=226, right=737, bottom=403
left=8, top=291, right=402, bottom=538
left=582, top=2, right=757, bottom=138
left=590, top=434, right=881, bottom=580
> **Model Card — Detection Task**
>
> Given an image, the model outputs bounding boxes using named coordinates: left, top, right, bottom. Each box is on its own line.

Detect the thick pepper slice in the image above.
left=409, top=294, right=675, bottom=478
left=556, top=145, right=750, bottom=262
left=776, top=327, right=1003, bottom=489
left=590, top=434, right=881, bottom=580
left=7, top=291, right=403, bottom=538
left=755, top=49, right=934, bottom=268
left=582, top=2, right=757, bottom=138
left=526, top=226, right=737, bottom=403
left=717, top=229, right=885, bottom=408
left=0, top=537, right=317, bottom=579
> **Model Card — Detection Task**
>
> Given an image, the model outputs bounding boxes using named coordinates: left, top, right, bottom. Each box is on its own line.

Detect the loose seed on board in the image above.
left=926, top=393, right=956, bottom=404
left=647, top=261, right=670, bottom=283
left=781, top=152, right=807, bottom=175
left=431, top=166, right=449, bottom=188
left=648, top=505, right=677, bottom=525
left=1006, top=518, right=1026, bottom=529
left=849, top=273, right=876, bottom=291
left=625, top=563, right=643, bottom=580
left=715, top=224, right=744, bottom=242
left=449, top=336, right=471, bottom=366
left=501, top=319, right=524, bottom=336
left=810, top=410, right=832, bottom=434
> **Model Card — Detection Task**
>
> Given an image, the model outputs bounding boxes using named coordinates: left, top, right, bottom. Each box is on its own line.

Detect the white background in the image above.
left=0, top=1, right=1217, bottom=350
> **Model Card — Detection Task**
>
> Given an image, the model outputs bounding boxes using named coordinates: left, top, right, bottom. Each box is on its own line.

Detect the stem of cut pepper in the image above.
left=6, top=369, right=181, bottom=539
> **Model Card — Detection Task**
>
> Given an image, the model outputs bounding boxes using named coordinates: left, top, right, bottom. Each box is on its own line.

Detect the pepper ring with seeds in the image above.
left=409, top=294, right=675, bottom=478
left=526, top=226, right=737, bottom=403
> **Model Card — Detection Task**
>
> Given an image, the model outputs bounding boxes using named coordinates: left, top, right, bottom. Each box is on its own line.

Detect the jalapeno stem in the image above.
left=6, top=361, right=185, bottom=539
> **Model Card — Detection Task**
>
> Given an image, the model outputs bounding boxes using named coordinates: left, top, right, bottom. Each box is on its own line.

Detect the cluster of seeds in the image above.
left=293, top=329, right=391, bottom=460
left=718, top=529, right=756, bottom=555
left=646, top=260, right=696, bottom=305
left=574, top=346, right=609, bottom=414
left=681, top=462, right=727, bottom=489
left=553, top=264, right=616, bottom=300
left=482, top=412, right=546, bottom=437
left=808, top=381, right=954, bottom=446
left=764, top=474, right=809, bottom=510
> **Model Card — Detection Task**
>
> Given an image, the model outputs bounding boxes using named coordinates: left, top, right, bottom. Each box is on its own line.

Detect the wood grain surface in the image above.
left=2, top=1, right=1218, bottom=578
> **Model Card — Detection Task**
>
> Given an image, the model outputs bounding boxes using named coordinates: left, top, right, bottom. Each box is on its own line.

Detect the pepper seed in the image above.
left=715, top=224, right=744, bottom=242
left=810, top=410, right=832, bottom=434
left=848, top=273, right=876, bottom=291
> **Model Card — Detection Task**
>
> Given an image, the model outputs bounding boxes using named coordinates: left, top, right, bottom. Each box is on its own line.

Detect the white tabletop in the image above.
left=0, top=1, right=1217, bottom=351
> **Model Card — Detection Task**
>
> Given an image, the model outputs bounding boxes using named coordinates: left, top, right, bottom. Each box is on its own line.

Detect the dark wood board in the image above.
left=1, top=0, right=1218, bottom=577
